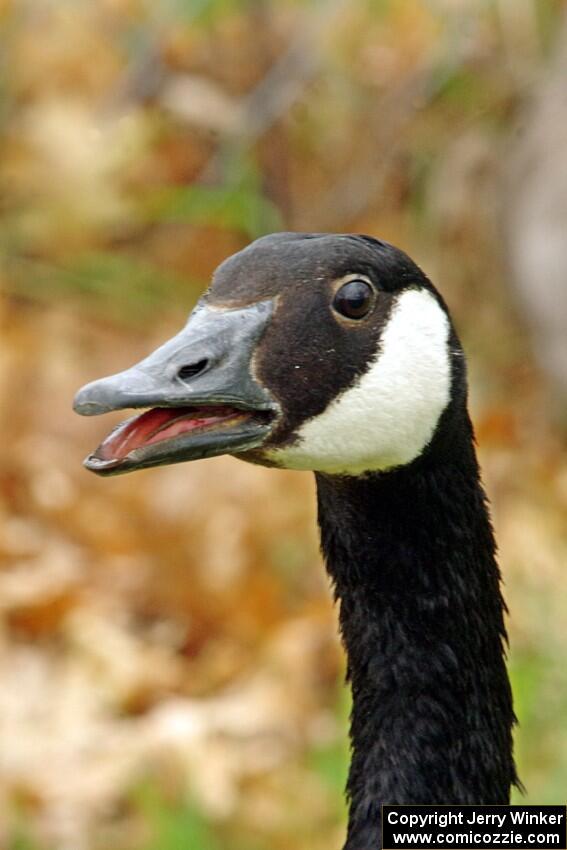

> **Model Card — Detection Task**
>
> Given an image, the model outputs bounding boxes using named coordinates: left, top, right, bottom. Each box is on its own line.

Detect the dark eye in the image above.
left=333, top=279, right=374, bottom=320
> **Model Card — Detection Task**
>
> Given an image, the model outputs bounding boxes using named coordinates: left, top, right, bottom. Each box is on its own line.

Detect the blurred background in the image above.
left=1, top=0, right=567, bottom=848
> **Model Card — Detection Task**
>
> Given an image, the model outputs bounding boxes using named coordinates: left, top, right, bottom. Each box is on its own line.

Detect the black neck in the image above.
left=315, top=417, right=516, bottom=850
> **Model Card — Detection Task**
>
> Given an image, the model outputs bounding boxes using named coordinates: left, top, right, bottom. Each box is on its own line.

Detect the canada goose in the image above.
left=74, top=233, right=517, bottom=850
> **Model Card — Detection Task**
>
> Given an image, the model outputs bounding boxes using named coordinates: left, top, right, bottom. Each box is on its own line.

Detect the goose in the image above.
left=74, top=233, right=517, bottom=850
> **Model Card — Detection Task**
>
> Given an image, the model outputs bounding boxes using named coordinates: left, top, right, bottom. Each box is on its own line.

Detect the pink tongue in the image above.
left=98, top=406, right=244, bottom=461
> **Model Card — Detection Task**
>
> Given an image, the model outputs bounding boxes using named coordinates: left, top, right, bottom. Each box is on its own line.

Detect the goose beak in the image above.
left=73, top=300, right=278, bottom=476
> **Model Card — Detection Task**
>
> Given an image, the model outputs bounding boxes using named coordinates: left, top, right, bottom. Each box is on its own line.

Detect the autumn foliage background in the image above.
left=1, top=1, right=567, bottom=848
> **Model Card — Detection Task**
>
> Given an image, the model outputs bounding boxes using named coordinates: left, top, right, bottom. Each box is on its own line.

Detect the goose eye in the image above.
left=333, top=279, right=374, bottom=320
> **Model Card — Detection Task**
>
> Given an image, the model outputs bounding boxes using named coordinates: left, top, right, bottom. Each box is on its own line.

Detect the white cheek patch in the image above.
left=265, top=288, right=452, bottom=475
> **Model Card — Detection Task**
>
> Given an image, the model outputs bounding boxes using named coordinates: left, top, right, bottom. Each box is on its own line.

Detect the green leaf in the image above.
left=147, top=184, right=282, bottom=240
left=135, top=783, right=223, bottom=850
left=3, top=251, right=201, bottom=325
left=308, top=685, right=350, bottom=818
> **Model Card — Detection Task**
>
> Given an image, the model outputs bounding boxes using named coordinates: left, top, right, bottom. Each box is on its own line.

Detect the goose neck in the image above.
left=315, top=440, right=516, bottom=849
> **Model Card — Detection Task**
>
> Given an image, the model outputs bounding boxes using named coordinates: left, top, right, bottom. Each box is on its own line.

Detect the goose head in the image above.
left=74, top=233, right=463, bottom=477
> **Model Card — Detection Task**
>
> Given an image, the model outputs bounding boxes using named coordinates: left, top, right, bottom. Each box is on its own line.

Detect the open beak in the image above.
left=73, top=299, right=278, bottom=475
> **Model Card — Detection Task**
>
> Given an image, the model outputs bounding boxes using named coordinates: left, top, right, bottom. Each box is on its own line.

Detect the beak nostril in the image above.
left=177, top=359, right=209, bottom=381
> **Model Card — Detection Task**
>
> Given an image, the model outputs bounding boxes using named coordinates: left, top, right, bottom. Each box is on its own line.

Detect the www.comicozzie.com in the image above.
left=381, top=805, right=567, bottom=849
